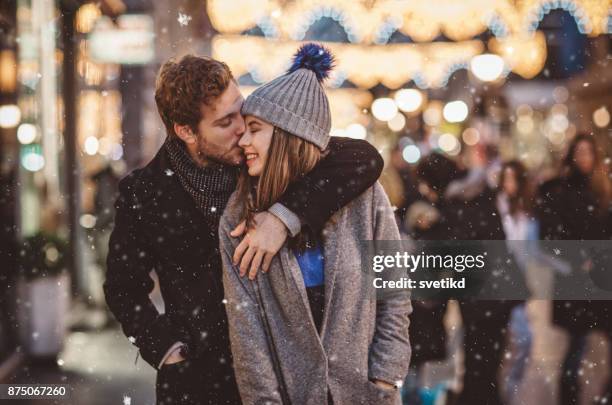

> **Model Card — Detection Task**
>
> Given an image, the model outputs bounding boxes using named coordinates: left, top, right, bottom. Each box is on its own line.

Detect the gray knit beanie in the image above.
left=241, top=43, right=335, bottom=150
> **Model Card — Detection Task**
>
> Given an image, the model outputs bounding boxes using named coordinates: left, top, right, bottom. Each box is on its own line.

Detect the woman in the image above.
left=496, top=160, right=536, bottom=402
left=219, top=44, right=411, bottom=405
left=536, top=134, right=612, bottom=405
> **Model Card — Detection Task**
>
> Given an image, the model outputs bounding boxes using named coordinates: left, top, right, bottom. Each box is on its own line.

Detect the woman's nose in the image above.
left=238, top=132, right=250, bottom=147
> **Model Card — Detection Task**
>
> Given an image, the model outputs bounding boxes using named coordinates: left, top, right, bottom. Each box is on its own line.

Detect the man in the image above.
left=103, top=55, right=384, bottom=405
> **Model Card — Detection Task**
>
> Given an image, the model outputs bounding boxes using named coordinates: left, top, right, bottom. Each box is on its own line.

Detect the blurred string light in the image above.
left=402, top=144, right=421, bottom=164
left=0, top=104, right=21, bottom=128
left=21, top=146, right=45, bottom=172
left=553, top=86, right=569, bottom=103
left=0, top=50, right=17, bottom=92
left=110, top=144, right=123, bottom=161
left=387, top=113, right=406, bottom=132
left=551, top=103, right=568, bottom=116
left=550, top=117, right=569, bottom=133
left=469, top=53, right=505, bottom=82
left=76, top=3, right=101, bottom=34
left=462, top=127, right=480, bottom=145
left=438, top=133, right=460, bottom=153
left=593, top=106, right=610, bottom=128
left=84, top=136, right=100, bottom=155
left=394, top=89, right=423, bottom=113
left=79, top=214, right=97, bottom=229
left=330, top=128, right=345, bottom=137
left=549, top=104, right=569, bottom=133
left=371, top=98, right=398, bottom=121
left=547, top=130, right=566, bottom=146
left=330, top=124, right=367, bottom=139
left=17, top=124, right=37, bottom=144
left=448, top=144, right=462, bottom=156
left=516, top=115, right=535, bottom=134
left=423, top=102, right=443, bottom=126
left=488, top=31, right=547, bottom=79
left=345, top=123, right=367, bottom=139
left=443, top=100, right=469, bottom=123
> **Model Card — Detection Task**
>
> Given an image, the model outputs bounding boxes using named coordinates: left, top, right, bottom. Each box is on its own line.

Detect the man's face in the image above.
left=194, top=81, right=245, bottom=166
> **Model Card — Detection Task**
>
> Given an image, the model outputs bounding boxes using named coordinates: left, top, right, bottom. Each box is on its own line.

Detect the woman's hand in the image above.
left=231, top=212, right=288, bottom=279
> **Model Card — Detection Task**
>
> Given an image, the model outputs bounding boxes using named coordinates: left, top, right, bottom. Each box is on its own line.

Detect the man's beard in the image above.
left=195, top=136, right=242, bottom=167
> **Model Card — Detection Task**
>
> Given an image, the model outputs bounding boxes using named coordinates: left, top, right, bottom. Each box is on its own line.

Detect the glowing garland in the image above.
left=212, top=35, right=486, bottom=89
left=213, top=33, right=546, bottom=88
left=207, top=0, right=611, bottom=43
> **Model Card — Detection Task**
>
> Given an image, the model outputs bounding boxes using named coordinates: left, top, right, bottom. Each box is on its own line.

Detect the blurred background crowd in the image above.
left=0, top=0, right=611, bottom=404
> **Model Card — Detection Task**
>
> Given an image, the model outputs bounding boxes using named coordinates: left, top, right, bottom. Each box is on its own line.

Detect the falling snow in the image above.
left=177, top=12, right=192, bottom=27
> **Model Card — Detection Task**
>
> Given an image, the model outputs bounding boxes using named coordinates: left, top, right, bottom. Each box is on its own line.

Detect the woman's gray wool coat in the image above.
left=219, top=182, right=412, bottom=405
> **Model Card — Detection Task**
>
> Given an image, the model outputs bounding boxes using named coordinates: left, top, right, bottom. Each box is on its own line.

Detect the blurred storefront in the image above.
left=0, top=0, right=19, bottom=374
left=0, top=0, right=160, bottom=373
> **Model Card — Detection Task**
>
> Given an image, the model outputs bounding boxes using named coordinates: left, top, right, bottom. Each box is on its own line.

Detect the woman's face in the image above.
left=239, top=115, right=274, bottom=176
left=573, top=140, right=595, bottom=175
left=502, top=167, right=518, bottom=197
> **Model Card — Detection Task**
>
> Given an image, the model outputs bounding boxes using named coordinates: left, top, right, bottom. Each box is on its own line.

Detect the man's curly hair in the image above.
left=155, top=55, right=234, bottom=138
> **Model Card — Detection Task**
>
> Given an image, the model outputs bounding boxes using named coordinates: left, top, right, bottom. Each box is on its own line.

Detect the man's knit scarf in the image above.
left=164, top=136, right=238, bottom=227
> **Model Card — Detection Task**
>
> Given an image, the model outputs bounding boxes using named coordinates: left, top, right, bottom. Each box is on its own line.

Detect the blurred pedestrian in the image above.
left=415, top=152, right=526, bottom=405
left=536, top=134, right=612, bottom=405
left=496, top=160, right=537, bottom=402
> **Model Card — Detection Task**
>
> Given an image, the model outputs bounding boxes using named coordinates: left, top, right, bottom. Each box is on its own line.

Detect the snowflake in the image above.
left=128, top=336, right=136, bottom=343
left=553, top=248, right=561, bottom=255
left=211, top=206, right=217, bottom=213
left=178, top=12, right=192, bottom=27
left=123, top=395, right=132, bottom=405
left=165, top=169, right=174, bottom=176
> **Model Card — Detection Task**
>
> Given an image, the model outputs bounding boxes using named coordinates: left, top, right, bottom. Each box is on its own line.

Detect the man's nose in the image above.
left=235, top=116, right=246, bottom=137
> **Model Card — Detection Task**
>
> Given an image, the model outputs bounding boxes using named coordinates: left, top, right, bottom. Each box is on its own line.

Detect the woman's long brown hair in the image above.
left=563, top=134, right=611, bottom=214
left=236, top=126, right=322, bottom=250
left=498, top=160, right=534, bottom=216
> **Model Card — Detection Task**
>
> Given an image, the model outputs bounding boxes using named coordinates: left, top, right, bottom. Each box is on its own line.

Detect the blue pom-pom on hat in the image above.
left=287, top=43, right=335, bottom=82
